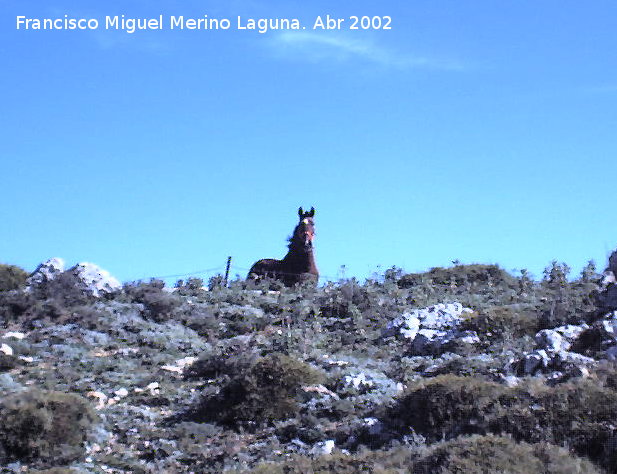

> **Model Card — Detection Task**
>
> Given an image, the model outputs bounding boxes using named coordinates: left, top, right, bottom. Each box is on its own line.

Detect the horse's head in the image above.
left=295, top=207, right=316, bottom=248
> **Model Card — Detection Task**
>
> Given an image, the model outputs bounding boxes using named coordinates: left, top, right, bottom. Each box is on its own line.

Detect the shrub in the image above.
left=0, top=353, right=19, bottom=372
left=122, top=280, right=183, bottom=322
left=250, top=446, right=416, bottom=474
left=190, top=353, right=324, bottom=426
left=413, top=435, right=601, bottom=474
left=398, top=264, right=517, bottom=289
left=184, top=346, right=259, bottom=380
left=384, top=374, right=617, bottom=471
left=174, top=277, right=206, bottom=296
left=384, top=375, right=513, bottom=440
left=460, top=305, right=538, bottom=342
left=538, top=261, right=599, bottom=328
left=0, top=263, right=28, bottom=292
left=0, top=272, right=95, bottom=327
left=0, top=389, right=98, bottom=466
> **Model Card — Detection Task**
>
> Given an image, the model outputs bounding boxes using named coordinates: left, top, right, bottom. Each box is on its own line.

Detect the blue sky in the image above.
left=2, top=0, right=616, bottom=284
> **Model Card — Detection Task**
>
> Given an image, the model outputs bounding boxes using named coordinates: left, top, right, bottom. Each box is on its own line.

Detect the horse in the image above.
left=248, top=207, right=319, bottom=286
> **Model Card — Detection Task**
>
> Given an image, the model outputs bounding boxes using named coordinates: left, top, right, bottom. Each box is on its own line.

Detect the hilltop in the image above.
left=0, top=256, right=616, bottom=473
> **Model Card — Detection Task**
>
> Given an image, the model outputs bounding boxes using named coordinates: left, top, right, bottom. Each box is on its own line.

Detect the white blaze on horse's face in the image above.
left=298, top=218, right=315, bottom=246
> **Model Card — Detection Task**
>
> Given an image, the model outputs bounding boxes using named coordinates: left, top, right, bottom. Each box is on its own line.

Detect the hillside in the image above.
left=1, top=257, right=617, bottom=473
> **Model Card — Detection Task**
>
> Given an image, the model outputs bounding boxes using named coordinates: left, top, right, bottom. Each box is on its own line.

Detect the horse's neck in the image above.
left=282, top=244, right=318, bottom=273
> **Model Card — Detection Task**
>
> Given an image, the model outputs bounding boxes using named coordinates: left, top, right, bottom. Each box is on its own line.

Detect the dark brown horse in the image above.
left=248, top=207, right=319, bottom=286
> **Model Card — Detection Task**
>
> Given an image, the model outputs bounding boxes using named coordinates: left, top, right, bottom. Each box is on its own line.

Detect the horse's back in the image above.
left=248, top=259, right=280, bottom=279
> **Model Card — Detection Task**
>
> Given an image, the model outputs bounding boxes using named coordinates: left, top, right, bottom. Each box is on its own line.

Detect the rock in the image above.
left=87, top=391, right=109, bottom=409
left=0, top=343, right=13, bottom=356
left=311, top=440, right=335, bottom=455
left=515, top=346, right=597, bottom=377
left=343, top=373, right=375, bottom=391
left=399, top=313, right=420, bottom=339
left=410, top=329, right=444, bottom=354
left=114, top=387, right=129, bottom=399
left=25, top=258, right=121, bottom=297
left=385, top=303, right=477, bottom=355
left=609, top=251, right=617, bottom=274
left=554, top=351, right=595, bottom=367
left=605, top=346, right=617, bottom=361
left=303, top=384, right=339, bottom=399
left=556, top=324, right=589, bottom=341
left=598, top=286, right=617, bottom=312
left=420, top=303, right=470, bottom=329
left=601, top=314, right=617, bottom=341
left=26, top=257, right=65, bottom=285
left=535, top=324, right=589, bottom=353
left=522, top=350, right=551, bottom=375
left=570, top=366, right=591, bottom=378
left=535, top=330, right=567, bottom=352
left=410, top=328, right=480, bottom=356
left=457, top=331, right=481, bottom=345
left=597, top=250, right=617, bottom=312
left=363, top=417, right=384, bottom=436
left=68, top=262, right=121, bottom=297
left=0, top=373, right=23, bottom=393
left=385, top=303, right=472, bottom=338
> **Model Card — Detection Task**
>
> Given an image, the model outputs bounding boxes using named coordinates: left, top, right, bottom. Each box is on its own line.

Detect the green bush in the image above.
left=385, top=374, right=617, bottom=471
left=0, top=263, right=28, bottom=292
left=413, top=435, right=601, bottom=474
left=0, top=389, right=98, bottom=466
left=0, top=272, right=95, bottom=327
left=250, top=446, right=416, bottom=474
left=250, top=436, right=600, bottom=474
left=538, top=261, right=599, bottom=328
left=184, top=346, right=259, bottom=380
left=385, top=375, right=513, bottom=440
left=122, top=279, right=184, bottom=322
left=190, top=353, right=324, bottom=426
left=398, top=264, right=518, bottom=289
left=460, top=305, right=538, bottom=342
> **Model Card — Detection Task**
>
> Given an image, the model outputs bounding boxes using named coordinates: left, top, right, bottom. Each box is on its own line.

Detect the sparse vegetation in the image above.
left=1, top=261, right=615, bottom=472
left=0, top=263, right=28, bottom=292
left=189, top=352, right=325, bottom=426
left=0, top=389, right=98, bottom=467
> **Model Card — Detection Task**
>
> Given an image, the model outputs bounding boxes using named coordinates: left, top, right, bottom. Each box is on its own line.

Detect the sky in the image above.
left=2, top=0, right=616, bottom=284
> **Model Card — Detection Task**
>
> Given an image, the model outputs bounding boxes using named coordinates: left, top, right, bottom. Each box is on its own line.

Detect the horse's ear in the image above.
left=309, top=207, right=315, bottom=217
left=298, top=207, right=304, bottom=219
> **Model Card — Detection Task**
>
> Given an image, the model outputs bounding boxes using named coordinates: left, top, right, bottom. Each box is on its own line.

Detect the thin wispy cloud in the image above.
left=582, top=83, right=617, bottom=95
left=89, top=28, right=172, bottom=54
left=271, top=31, right=465, bottom=70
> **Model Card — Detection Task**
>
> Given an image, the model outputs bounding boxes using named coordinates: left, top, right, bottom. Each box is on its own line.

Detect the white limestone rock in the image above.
left=26, top=257, right=65, bottom=285
left=384, top=303, right=478, bottom=355
left=67, top=262, right=121, bottom=297
left=26, top=258, right=121, bottom=298
left=343, top=373, right=375, bottom=391
left=522, top=350, right=551, bottom=375
left=535, top=330, right=567, bottom=352
left=310, top=440, right=335, bottom=455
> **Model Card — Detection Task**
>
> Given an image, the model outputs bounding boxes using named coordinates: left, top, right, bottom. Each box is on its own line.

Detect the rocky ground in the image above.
left=1, top=256, right=617, bottom=473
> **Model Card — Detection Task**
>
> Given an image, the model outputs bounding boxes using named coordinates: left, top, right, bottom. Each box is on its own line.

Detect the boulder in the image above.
left=343, top=373, right=375, bottom=391
left=26, top=258, right=121, bottom=297
left=535, top=324, right=588, bottom=352
left=596, top=249, right=617, bottom=312
left=67, top=263, right=121, bottom=297
left=385, top=303, right=472, bottom=337
left=385, top=303, right=478, bottom=355
left=605, top=346, right=617, bottom=361
left=26, top=257, right=65, bottom=285
left=535, top=330, right=566, bottom=352
left=520, top=350, right=551, bottom=375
